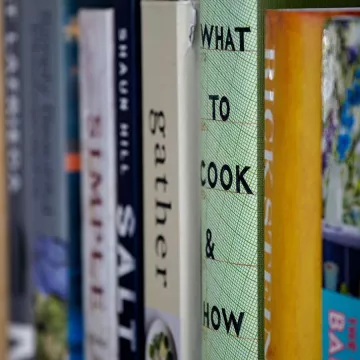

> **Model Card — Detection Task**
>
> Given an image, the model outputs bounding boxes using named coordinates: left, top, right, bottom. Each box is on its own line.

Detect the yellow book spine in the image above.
left=266, top=10, right=360, bottom=359
left=265, top=11, right=326, bottom=360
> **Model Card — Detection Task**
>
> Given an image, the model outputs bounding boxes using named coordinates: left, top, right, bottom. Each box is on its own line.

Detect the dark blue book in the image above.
left=114, top=0, right=144, bottom=358
left=4, top=0, right=35, bottom=358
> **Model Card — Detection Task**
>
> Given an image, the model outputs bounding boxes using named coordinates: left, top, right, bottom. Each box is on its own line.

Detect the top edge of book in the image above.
left=79, top=7, right=114, bottom=14
left=269, top=7, right=360, bottom=12
left=141, top=0, right=197, bottom=3
left=79, top=8, right=114, bottom=20
left=79, top=7, right=113, bottom=10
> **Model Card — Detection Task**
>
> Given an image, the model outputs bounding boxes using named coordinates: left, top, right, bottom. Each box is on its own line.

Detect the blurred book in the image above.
left=20, top=1, right=112, bottom=359
left=0, top=1, right=9, bottom=359
left=79, top=8, right=117, bottom=360
left=4, top=0, right=35, bottom=358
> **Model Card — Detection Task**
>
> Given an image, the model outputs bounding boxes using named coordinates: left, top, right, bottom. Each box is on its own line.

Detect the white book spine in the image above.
left=79, top=9, right=118, bottom=360
left=141, top=2, right=201, bottom=359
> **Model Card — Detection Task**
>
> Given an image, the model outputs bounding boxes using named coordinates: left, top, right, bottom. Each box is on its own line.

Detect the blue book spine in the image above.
left=63, top=3, right=83, bottom=359
left=114, top=0, right=144, bottom=357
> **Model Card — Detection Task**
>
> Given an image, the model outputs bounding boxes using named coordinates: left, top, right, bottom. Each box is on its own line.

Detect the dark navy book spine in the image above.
left=114, top=0, right=144, bottom=357
left=4, top=0, right=35, bottom=358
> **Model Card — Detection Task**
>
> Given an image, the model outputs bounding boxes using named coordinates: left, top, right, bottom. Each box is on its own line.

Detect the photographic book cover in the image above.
left=322, top=16, right=360, bottom=359
left=265, top=9, right=360, bottom=359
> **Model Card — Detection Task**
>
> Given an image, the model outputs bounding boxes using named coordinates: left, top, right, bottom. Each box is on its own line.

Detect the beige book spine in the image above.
left=141, top=2, right=200, bottom=359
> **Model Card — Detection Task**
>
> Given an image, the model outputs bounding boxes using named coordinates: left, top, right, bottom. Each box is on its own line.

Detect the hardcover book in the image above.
left=114, top=0, right=144, bottom=357
left=265, top=8, right=360, bottom=359
left=79, top=9, right=117, bottom=360
left=200, top=0, right=261, bottom=358
left=141, top=1, right=200, bottom=359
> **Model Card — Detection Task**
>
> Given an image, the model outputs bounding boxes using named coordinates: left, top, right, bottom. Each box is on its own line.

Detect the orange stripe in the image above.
left=65, top=152, right=80, bottom=172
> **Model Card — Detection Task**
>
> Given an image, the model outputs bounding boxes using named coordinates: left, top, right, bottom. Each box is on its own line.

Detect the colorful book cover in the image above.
left=265, top=9, right=360, bottom=360
left=114, top=0, right=144, bottom=357
left=322, top=17, right=360, bottom=359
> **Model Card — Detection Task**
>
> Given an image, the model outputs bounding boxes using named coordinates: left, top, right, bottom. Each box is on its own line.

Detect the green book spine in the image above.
left=200, top=0, right=264, bottom=358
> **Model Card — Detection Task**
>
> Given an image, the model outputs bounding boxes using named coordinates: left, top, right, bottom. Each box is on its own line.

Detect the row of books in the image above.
left=2, top=1, right=360, bottom=360
left=3, top=0, right=199, bottom=359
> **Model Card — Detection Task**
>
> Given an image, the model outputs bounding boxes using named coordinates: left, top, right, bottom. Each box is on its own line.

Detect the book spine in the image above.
left=200, top=0, right=261, bottom=358
left=142, top=2, right=200, bottom=359
left=114, top=0, right=144, bottom=357
left=66, top=4, right=115, bottom=359
left=22, top=1, right=83, bottom=359
left=4, top=0, right=35, bottom=359
left=63, top=4, right=84, bottom=360
left=79, top=9, right=117, bottom=360
left=1, top=2, right=10, bottom=360
left=266, top=10, right=324, bottom=359
left=264, top=12, right=275, bottom=360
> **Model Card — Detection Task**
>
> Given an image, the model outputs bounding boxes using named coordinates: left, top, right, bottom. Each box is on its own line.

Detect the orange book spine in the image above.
left=265, top=10, right=327, bottom=360
left=265, top=9, right=360, bottom=359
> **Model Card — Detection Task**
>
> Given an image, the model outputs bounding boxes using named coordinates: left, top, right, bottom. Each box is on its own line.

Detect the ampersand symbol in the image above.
left=205, top=229, right=215, bottom=260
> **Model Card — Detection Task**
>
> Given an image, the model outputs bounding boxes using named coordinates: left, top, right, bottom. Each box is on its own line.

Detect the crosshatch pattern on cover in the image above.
left=200, top=0, right=259, bottom=358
